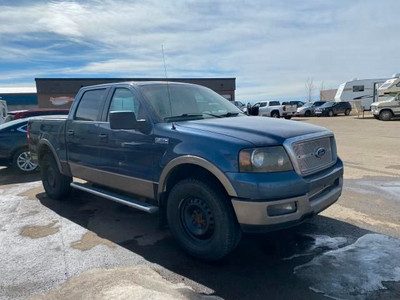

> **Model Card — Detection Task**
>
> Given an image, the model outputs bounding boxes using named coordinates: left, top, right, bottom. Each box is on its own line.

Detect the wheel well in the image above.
left=158, top=163, right=232, bottom=227
left=271, top=110, right=280, bottom=116
left=380, top=109, right=393, bottom=114
left=38, top=144, right=53, bottom=162
left=164, top=164, right=227, bottom=198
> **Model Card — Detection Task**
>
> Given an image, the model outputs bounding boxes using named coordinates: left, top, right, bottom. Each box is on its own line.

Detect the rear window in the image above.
left=75, top=89, right=106, bottom=121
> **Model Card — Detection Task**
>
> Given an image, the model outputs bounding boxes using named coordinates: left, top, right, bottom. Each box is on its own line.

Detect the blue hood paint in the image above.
left=176, top=116, right=328, bottom=146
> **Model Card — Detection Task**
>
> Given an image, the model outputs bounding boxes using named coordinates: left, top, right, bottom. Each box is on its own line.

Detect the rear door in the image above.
left=65, top=88, right=109, bottom=181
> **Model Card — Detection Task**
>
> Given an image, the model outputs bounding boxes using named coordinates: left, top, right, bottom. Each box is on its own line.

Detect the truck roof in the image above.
left=81, top=81, right=197, bottom=90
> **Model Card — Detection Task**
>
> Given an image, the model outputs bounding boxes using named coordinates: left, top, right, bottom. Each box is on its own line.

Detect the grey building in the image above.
left=35, top=78, right=236, bottom=109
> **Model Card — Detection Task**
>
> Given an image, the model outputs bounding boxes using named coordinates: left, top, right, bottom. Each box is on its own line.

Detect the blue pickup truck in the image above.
left=29, top=81, right=343, bottom=260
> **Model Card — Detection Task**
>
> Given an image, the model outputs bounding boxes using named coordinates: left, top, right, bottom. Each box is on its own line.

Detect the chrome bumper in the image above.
left=231, top=177, right=342, bottom=226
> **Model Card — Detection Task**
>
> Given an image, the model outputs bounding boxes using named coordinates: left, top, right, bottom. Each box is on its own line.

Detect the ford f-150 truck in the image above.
left=29, top=81, right=343, bottom=260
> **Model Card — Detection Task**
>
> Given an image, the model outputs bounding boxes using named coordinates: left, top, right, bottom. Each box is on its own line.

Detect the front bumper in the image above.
left=371, top=107, right=379, bottom=115
left=282, top=111, right=296, bottom=117
left=228, top=159, right=343, bottom=232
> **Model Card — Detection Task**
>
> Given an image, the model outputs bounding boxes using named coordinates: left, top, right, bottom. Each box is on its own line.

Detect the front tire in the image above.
left=40, top=153, right=72, bottom=200
left=328, top=110, right=334, bottom=117
left=305, top=110, right=311, bottom=117
left=167, top=179, right=241, bottom=261
left=12, top=148, right=38, bottom=173
left=379, top=110, right=392, bottom=121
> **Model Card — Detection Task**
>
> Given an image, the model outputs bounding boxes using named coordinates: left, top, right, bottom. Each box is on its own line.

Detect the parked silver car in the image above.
left=296, top=101, right=327, bottom=117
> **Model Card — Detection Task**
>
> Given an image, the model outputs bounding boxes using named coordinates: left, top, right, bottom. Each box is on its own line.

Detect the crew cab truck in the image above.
left=249, top=101, right=297, bottom=119
left=29, top=82, right=343, bottom=261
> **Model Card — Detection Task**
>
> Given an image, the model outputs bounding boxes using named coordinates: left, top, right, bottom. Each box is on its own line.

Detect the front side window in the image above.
left=108, top=88, right=142, bottom=119
left=75, top=89, right=106, bottom=121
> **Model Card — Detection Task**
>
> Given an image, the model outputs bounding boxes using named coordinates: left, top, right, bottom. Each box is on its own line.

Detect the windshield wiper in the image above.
left=164, top=113, right=204, bottom=121
left=163, top=112, right=241, bottom=121
left=217, top=112, right=241, bottom=117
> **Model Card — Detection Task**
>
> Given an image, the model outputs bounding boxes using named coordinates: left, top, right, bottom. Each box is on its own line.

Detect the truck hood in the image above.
left=176, top=116, right=329, bottom=146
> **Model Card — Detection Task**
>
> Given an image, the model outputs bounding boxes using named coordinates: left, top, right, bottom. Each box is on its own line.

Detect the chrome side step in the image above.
left=70, top=182, right=159, bottom=213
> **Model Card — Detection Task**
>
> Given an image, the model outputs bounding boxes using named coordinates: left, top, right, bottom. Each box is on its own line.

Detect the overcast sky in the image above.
left=0, top=0, right=399, bottom=101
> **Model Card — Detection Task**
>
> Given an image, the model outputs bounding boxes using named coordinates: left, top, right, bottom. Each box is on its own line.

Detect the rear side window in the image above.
left=75, top=89, right=106, bottom=121
left=269, top=101, right=280, bottom=106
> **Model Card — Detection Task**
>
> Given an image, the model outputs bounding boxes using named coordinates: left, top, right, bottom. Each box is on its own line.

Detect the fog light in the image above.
left=267, top=202, right=297, bottom=216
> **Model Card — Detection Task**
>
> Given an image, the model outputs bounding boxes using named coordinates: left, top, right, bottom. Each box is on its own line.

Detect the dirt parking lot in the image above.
left=0, top=115, right=399, bottom=300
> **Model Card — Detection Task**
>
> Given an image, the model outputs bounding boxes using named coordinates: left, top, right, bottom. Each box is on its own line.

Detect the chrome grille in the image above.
left=290, top=136, right=336, bottom=175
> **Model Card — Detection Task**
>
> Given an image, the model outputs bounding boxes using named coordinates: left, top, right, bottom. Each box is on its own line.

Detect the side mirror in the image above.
left=109, top=111, right=141, bottom=130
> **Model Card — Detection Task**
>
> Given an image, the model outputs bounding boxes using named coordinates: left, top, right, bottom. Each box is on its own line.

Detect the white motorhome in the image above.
left=0, top=99, right=8, bottom=124
left=335, top=77, right=388, bottom=110
left=378, top=73, right=400, bottom=97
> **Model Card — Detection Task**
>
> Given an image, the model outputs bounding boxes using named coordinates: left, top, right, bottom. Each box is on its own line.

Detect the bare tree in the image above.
left=319, top=81, right=325, bottom=100
left=305, top=78, right=315, bottom=102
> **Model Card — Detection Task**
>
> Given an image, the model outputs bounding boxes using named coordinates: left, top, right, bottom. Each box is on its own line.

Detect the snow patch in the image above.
left=283, top=234, right=347, bottom=260
left=345, top=180, right=400, bottom=201
left=294, top=234, right=400, bottom=299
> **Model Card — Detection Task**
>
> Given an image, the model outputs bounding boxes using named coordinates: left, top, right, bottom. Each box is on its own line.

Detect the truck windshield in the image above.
left=140, top=84, right=244, bottom=122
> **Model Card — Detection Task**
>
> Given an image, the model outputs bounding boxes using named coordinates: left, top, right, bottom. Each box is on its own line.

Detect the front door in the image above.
left=97, top=87, right=156, bottom=198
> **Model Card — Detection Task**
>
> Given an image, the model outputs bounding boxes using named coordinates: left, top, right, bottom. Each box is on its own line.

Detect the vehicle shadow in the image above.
left=37, top=190, right=372, bottom=300
left=0, top=167, right=41, bottom=185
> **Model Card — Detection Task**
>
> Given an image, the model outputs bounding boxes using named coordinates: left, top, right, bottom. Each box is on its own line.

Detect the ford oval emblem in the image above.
left=315, top=147, right=326, bottom=159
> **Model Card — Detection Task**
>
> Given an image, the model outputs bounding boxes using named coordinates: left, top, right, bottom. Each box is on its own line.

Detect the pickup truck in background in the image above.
left=29, top=81, right=343, bottom=260
left=248, top=100, right=297, bottom=119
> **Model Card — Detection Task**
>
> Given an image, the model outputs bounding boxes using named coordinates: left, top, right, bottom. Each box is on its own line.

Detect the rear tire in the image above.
left=271, top=111, right=280, bottom=118
left=345, top=109, right=351, bottom=116
left=12, top=148, right=38, bottom=173
left=284, top=116, right=292, bottom=120
left=40, top=153, right=72, bottom=200
left=379, top=110, right=392, bottom=121
left=167, top=178, right=241, bottom=261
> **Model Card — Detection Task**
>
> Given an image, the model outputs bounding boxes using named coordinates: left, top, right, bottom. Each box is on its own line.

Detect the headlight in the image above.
left=239, top=147, right=293, bottom=172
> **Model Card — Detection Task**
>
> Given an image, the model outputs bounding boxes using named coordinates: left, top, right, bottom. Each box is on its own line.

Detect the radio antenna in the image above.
left=161, top=44, right=175, bottom=129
